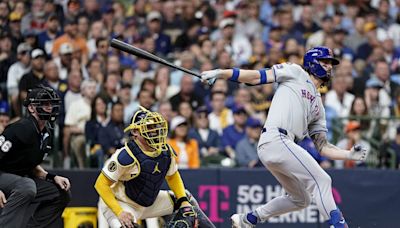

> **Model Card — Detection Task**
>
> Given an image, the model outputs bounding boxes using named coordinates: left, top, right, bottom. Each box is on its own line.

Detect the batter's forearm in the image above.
left=320, top=143, right=351, bottom=160
left=311, top=132, right=350, bottom=160
left=218, top=69, right=275, bottom=85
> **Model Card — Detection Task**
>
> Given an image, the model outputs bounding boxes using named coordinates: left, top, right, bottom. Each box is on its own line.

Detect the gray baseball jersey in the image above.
left=260, top=62, right=327, bottom=144
left=254, top=62, right=338, bottom=222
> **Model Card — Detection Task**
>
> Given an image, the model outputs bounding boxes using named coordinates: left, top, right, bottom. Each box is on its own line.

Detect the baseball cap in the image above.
left=232, top=106, right=247, bottom=115
left=170, top=116, right=188, bottom=131
left=334, top=27, right=349, bottom=35
left=364, top=22, right=377, bottom=33
left=64, top=17, right=77, bottom=26
left=195, top=106, right=208, bottom=115
left=59, top=43, right=74, bottom=55
left=321, top=15, right=333, bottom=22
left=146, top=11, right=162, bottom=22
left=31, top=49, right=45, bottom=59
left=345, top=121, right=361, bottom=133
left=219, top=18, right=235, bottom=29
left=246, top=118, right=262, bottom=128
left=9, top=12, right=22, bottom=22
left=17, top=43, right=31, bottom=54
left=366, top=78, right=383, bottom=89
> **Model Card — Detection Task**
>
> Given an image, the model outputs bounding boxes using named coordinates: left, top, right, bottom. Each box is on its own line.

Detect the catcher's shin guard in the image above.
left=328, top=208, right=348, bottom=228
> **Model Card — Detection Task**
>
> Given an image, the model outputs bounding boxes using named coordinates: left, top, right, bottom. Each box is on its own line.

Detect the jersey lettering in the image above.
left=0, top=135, right=12, bottom=153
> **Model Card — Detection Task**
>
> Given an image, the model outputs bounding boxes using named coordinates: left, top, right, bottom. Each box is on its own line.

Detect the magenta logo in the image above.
left=332, top=187, right=342, bottom=204
left=198, top=185, right=230, bottom=222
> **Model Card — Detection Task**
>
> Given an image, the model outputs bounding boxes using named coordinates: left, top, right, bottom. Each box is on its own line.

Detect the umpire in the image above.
left=0, top=85, right=71, bottom=228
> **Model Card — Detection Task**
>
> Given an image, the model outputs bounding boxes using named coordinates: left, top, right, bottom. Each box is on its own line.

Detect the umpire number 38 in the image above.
left=0, top=135, right=12, bottom=153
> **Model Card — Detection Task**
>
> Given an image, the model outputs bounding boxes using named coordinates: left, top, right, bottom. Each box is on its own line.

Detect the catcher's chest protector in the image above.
left=123, top=141, right=171, bottom=207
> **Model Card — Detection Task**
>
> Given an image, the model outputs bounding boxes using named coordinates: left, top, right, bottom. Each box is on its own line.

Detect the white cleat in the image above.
left=231, top=214, right=256, bottom=228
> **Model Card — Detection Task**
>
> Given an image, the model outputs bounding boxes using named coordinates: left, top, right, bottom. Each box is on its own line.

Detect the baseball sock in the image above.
left=246, top=212, right=259, bottom=225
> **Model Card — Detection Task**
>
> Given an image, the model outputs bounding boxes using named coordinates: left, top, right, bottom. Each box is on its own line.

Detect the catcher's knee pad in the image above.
left=328, top=208, right=348, bottom=228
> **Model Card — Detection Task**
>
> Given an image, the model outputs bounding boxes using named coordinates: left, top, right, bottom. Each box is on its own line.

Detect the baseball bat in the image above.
left=110, top=38, right=201, bottom=78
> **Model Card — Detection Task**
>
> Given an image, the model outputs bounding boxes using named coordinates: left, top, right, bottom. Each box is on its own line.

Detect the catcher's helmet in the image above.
left=303, top=46, right=340, bottom=82
left=124, top=106, right=168, bottom=156
left=23, top=84, right=61, bottom=121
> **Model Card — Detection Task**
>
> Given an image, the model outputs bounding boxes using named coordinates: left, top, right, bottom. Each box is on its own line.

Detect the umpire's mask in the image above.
left=24, top=85, right=61, bottom=121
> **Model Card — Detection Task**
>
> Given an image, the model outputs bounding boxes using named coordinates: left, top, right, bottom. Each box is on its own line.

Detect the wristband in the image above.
left=176, top=196, right=189, bottom=208
left=45, top=173, right=56, bottom=182
left=259, top=69, right=267, bottom=84
left=229, top=68, right=240, bottom=82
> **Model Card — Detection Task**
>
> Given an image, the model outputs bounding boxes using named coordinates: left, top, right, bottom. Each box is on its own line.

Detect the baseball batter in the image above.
left=201, top=46, right=367, bottom=228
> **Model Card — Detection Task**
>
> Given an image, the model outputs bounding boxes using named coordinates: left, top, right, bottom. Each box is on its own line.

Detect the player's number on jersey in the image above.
left=0, top=135, right=12, bottom=153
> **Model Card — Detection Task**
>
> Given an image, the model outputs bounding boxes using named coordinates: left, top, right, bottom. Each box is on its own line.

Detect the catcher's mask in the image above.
left=124, top=106, right=168, bottom=156
left=23, top=85, right=61, bottom=121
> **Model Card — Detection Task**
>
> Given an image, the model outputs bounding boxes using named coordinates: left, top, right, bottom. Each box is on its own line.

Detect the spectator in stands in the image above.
left=178, top=101, right=194, bottom=128
left=21, top=0, right=46, bottom=34
left=306, top=15, right=334, bottom=49
left=0, top=112, right=10, bottom=134
left=232, top=87, right=254, bottom=117
left=132, top=89, right=156, bottom=112
left=170, top=51, right=197, bottom=86
left=374, top=60, right=399, bottom=102
left=221, top=106, right=248, bottom=161
left=325, top=75, right=355, bottom=118
left=38, top=14, right=61, bottom=55
left=0, top=34, right=17, bottom=99
left=169, top=75, right=203, bottom=113
left=87, top=21, right=106, bottom=58
left=381, top=126, right=400, bottom=169
left=188, top=106, right=222, bottom=167
left=168, top=115, right=200, bottom=169
left=53, top=43, right=74, bottom=80
left=98, top=102, right=124, bottom=157
left=235, top=118, right=263, bottom=168
left=77, top=15, right=90, bottom=40
left=157, top=100, right=173, bottom=124
left=154, top=66, right=179, bottom=102
left=99, top=73, right=120, bottom=109
left=208, top=91, right=233, bottom=135
left=118, top=84, right=136, bottom=125
left=349, top=96, right=370, bottom=132
left=18, top=49, right=46, bottom=104
left=52, top=17, right=88, bottom=62
left=365, top=77, right=391, bottom=140
left=85, top=95, right=108, bottom=168
left=63, top=79, right=97, bottom=169
left=63, top=69, right=82, bottom=113
left=336, top=121, right=371, bottom=169
left=93, top=37, right=109, bottom=66
left=7, top=43, right=31, bottom=117
left=86, top=58, right=104, bottom=84
left=145, top=11, right=172, bottom=57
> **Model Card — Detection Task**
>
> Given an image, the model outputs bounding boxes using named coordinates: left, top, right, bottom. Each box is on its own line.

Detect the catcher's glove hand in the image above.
left=167, top=206, right=198, bottom=228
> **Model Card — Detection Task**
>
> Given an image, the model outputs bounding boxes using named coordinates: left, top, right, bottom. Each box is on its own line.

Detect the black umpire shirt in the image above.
left=0, top=115, right=52, bottom=176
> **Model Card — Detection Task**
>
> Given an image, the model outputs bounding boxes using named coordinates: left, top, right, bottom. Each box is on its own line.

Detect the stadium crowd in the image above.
left=0, top=0, right=399, bottom=170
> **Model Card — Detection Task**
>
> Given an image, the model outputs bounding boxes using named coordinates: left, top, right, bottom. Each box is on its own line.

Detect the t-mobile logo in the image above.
left=198, top=185, right=230, bottom=222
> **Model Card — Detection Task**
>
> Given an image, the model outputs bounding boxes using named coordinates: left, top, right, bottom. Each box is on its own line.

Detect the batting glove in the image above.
left=201, top=69, right=221, bottom=86
left=348, top=144, right=367, bottom=161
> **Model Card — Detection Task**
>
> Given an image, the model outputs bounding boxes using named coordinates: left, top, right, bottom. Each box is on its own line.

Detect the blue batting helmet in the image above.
left=303, top=46, right=340, bottom=82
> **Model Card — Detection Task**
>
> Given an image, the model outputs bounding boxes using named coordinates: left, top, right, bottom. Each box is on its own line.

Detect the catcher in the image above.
left=94, top=107, right=214, bottom=228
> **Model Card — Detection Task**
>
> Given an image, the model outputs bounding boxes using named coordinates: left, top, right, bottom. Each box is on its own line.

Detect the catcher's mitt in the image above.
left=167, top=206, right=198, bottom=228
